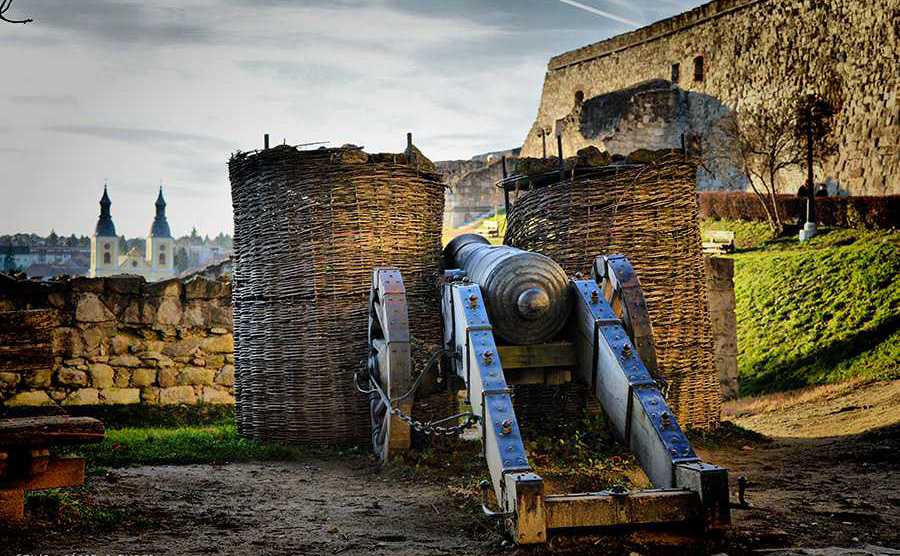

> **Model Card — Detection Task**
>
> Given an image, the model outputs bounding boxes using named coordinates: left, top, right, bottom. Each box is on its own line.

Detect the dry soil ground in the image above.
left=2, top=380, right=898, bottom=556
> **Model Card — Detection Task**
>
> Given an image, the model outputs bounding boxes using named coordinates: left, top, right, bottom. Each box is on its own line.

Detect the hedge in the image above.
left=698, top=192, right=898, bottom=229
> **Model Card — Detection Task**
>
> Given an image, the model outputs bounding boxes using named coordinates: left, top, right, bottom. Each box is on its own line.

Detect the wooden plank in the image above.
left=544, top=490, right=701, bottom=530
left=0, top=417, right=105, bottom=448
left=7, top=458, right=86, bottom=491
left=497, top=342, right=575, bottom=369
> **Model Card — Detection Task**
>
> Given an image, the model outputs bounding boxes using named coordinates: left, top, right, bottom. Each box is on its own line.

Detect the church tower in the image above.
left=146, top=186, right=175, bottom=281
left=90, top=185, right=119, bottom=278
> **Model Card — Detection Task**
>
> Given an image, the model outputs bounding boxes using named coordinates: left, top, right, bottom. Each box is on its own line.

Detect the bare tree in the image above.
left=0, top=0, right=32, bottom=24
left=707, top=96, right=837, bottom=235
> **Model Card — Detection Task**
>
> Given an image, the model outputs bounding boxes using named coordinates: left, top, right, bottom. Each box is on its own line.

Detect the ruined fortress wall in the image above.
left=523, top=0, right=899, bottom=195
left=0, top=275, right=234, bottom=409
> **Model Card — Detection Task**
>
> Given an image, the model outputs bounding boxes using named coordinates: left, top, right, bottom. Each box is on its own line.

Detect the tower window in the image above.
left=574, top=90, right=584, bottom=104
left=104, top=242, right=110, bottom=250
left=132, top=260, right=138, bottom=268
left=159, top=253, right=166, bottom=265
left=103, top=253, right=111, bottom=264
left=160, top=244, right=167, bottom=252
left=693, top=56, right=704, bottom=82
left=671, top=63, right=680, bottom=84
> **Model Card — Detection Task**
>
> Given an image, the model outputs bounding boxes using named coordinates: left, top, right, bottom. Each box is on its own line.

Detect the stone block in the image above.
left=110, top=335, right=131, bottom=355
left=156, top=298, right=182, bottom=326
left=215, top=365, right=235, bottom=386
left=71, top=277, right=104, bottom=293
left=51, top=327, right=82, bottom=357
left=140, top=352, right=174, bottom=368
left=88, top=363, right=114, bottom=388
left=210, top=327, right=228, bottom=335
left=48, top=389, right=68, bottom=402
left=132, top=368, right=157, bottom=387
left=114, top=369, right=131, bottom=388
left=146, top=279, right=181, bottom=298
left=163, top=338, right=202, bottom=358
left=201, top=334, right=233, bottom=354
left=225, top=354, right=234, bottom=364
left=158, top=367, right=178, bottom=388
left=6, top=390, right=55, bottom=407
left=0, top=372, right=20, bottom=388
left=200, top=386, right=234, bottom=405
left=75, top=293, right=115, bottom=323
left=206, top=354, right=225, bottom=368
left=80, top=327, right=105, bottom=356
left=109, top=354, right=142, bottom=367
left=99, top=388, right=141, bottom=405
left=159, top=385, right=197, bottom=406
left=105, top=275, right=143, bottom=295
left=62, top=388, right=100, bottom=406
left=58, top=368, right=88, bottom=387
left=23, top=368, right=52, bottom=388
left=142, top=386, right=160, bottom=404
left=178, top=367, right=215, bottom=386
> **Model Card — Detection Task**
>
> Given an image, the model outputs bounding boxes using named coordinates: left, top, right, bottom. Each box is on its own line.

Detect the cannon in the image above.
left=363, top=234, right=730, bottom=543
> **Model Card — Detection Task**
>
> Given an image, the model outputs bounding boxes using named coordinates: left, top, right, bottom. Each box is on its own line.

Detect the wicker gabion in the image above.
left=504, top=154, right=720, bottom=430
left=229, top=145, right=444, bottom=443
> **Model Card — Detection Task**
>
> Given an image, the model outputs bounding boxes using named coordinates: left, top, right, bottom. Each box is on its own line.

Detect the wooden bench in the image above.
left=0, top=416, right=105, bottom=522
left=702, top=230, right=736, bottom=254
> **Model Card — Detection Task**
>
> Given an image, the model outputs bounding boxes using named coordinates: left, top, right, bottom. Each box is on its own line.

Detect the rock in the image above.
left=141, top=352, right=174, bottom=367
left=210, top=327, right=228, bottom=335
left=24, top=368, right=53, bottom=388
left=156, top=298, right=182, bottom=326
left=114, top=369, right=131, bottom=388
left=48, top=389, right=68, bottom=402
left=159, top=385, right=197, bottom=405
left=215, top=365, right=235, bottom=386
left=146, top=279, right=181, bottom=298
left=158, top=367, right=178, bottom=388
left=71, top=276, right=104, bottom=293
left=52, top=327, right=83, bottom=357
left=178, top=367, right=215, bottom=386
left=142, top=386, right=160, bottom=404
left=206, top=354, right=225, bottom=368
left=225, top=354, right=235, bottom=364
left=201, top=334, right=233, bottom=354
left=132, top=368, right=157, bottom=387
left=163, top=338, right=202, bottom=358
left=6, top=390, right=55, bottom=407
left=109, top=354, right=142, bottom=367
left=89, top=355, right=110, bottom=363
left=58, top=368, right=88, bottom=386
left=63, top=358, right=86, bottom=367
left=89, top=363, right=115, bottom=388
left=81, top=327, right=105, bottom=355
left=75, top=293, right=115, bottom=323
left=201, top=386, right=234, bottom=405
left=110, top=335, right=131, bottom=355
left=0, top=372, right=20, bottom=388
left=48, top=292, right=66, bottom=308
left=99, top=388, right=141, bottom=405
left=192, top=357, right=206, bottom=367
left=62, top=388, right=100, bottom=406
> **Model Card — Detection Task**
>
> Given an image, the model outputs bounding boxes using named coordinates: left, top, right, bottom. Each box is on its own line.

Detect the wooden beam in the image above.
left=497, top=342, right=575, bottom=369
left=0, top=416, right=105, bottom=448
left=544, top=490, right=701, bottom=530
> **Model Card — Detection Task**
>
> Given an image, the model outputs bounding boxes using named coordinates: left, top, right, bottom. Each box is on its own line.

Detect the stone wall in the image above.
left=523, top=0, right=899, bottom=196
left=438, top=149, right=520, bottom=229
left=0, top=274, right=234, bottom=409
left=705, top=256, right=739, bottom=400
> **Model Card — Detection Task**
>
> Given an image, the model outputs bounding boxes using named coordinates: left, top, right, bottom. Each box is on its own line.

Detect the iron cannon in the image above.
left=362, top=237, right=730, bottom=544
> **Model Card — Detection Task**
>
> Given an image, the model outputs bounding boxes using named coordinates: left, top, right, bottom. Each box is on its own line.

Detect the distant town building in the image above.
left=89, top=186, right=176, bottom=282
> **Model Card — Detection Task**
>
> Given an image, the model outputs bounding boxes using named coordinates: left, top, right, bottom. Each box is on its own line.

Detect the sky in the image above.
left=0, top=0, right=703, bottom=238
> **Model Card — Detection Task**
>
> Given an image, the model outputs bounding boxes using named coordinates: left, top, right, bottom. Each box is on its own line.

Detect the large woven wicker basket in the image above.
left=229, top=145, right=444, bottom=443
left=504, top=154, right=720, bottom=430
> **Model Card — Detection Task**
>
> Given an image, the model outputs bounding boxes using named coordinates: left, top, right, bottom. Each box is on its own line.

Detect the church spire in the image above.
left=94, top=183, right=116, bottom=237
left=150, top=186, right=172, bottom=238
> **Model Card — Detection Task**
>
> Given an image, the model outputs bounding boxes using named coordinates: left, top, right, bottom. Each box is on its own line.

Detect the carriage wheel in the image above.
left=367, top=267, right=413, bottom=463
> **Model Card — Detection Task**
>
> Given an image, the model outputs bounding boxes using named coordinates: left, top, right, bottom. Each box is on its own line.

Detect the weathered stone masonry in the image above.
left=0, top=275, right=234, bottom=408
left=523, top=0, right=899, bottom=195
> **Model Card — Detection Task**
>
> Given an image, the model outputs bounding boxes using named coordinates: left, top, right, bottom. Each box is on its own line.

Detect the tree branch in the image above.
left=0, top=0, right=33, bottom=24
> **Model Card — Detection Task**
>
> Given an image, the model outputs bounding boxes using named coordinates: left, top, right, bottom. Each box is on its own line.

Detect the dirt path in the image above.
left=5, top=460, right=494, bottom=556
left=3, top=380, right=898, bottom=555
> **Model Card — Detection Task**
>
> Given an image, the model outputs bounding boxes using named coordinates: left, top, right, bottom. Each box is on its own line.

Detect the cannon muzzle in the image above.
left=444, top=234, right=570, bottom=345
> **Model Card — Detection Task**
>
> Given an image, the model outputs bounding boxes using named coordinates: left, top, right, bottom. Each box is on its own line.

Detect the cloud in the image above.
left=9, top=94, right=77, bottom=106
left=44, top=125, right=234, bottom=152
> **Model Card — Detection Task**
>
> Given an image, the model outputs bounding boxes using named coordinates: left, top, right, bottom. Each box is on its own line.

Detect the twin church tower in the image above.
left=89, top=186, right=175, bottom=282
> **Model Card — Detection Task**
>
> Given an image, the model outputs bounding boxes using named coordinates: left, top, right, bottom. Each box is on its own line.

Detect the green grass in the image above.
left=700, top=218, right=776, bottom=250
left=723, top=226, right=900, bottom=394
left=74, top=422, right=350, bottom=467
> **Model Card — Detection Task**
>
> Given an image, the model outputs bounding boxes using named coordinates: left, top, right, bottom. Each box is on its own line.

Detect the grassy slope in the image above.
left=712, top=221, right=900, bottom=394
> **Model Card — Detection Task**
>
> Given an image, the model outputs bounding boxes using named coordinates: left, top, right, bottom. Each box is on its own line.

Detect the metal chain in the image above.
left=356, top=348, right=479, bottom=437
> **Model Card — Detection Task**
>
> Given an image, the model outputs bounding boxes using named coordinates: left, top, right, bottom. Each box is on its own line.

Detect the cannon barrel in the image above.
left=444, top=234, right=571, bottom=345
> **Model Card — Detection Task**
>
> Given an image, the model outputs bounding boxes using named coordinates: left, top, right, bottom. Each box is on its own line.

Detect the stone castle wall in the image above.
left=0, top=274, right=234, bottom=409
left=523, top=0, right=899, bottom=195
